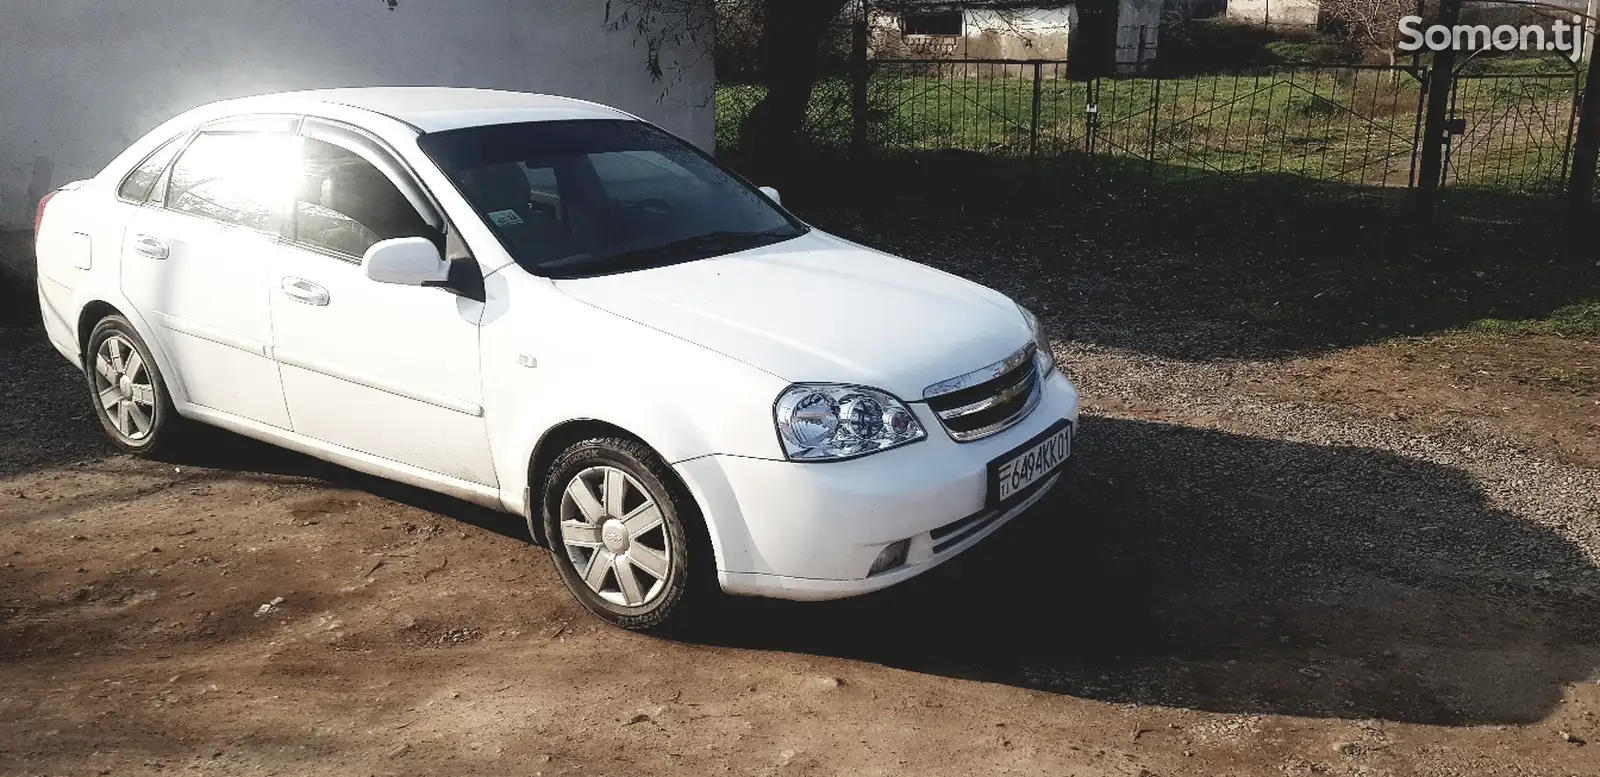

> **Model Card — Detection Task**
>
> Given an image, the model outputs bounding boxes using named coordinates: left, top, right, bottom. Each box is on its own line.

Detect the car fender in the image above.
left=479, top=273, right=790, bottom=564
left=69, top=281, right=193, bottom=410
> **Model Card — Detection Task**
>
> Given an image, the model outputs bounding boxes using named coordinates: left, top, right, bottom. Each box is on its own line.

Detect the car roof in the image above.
left=209, top=86, right=638, bottom=134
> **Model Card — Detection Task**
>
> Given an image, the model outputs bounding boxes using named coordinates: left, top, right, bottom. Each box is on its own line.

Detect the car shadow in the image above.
left=687, top=415, right=1600, bottom=727
left=0, top=310, right=526, bottom=542
left=160, top=424, right=535, bottom=544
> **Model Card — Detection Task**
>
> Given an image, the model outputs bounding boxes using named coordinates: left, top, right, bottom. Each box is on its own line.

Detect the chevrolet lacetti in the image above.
left=33, top=88, right=1080, bottom=630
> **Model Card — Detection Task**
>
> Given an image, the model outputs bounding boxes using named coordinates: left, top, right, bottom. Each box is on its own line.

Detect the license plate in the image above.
left=988, top=420, right=1072, bottom=506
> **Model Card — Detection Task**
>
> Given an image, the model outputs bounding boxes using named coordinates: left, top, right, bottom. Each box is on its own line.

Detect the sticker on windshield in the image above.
left=488, top=209, right=524, bottom=227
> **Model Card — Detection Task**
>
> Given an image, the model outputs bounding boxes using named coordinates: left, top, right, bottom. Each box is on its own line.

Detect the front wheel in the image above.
left=540, top=437, right=711, bottom=632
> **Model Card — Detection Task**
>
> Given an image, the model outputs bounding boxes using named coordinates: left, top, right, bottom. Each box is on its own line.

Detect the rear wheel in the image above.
left=540, top=437, right=711, bottom=632
left=84, top=316, right=183, bottom=456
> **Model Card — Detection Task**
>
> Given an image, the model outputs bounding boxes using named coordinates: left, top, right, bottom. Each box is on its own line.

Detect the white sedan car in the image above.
left=34, top=88, right=1079, bottom=631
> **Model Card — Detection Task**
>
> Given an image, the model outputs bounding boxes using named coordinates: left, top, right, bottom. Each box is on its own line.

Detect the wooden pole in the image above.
left=1411, top=0, right=1464, bottom=229
left=1568, top=14, right=1600, bottom=239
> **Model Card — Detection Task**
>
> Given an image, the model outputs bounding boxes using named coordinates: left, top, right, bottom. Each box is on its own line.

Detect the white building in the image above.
left=0, top=0, right=714, bottom=229
left=1224, top=0, right=1321, bottom=28
left=871, top=1, right=1079, bottom=60
left=869, top=0, right=1166, bottom=71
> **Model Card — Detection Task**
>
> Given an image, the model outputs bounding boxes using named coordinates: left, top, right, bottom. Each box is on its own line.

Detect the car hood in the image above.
left=552, top=230, right=1032, bottom=400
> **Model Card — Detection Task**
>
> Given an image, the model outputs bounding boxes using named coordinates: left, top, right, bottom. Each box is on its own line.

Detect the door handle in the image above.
left=132, top=234, right=169, bottom=260
left=281, top=277, right=330, bottom=306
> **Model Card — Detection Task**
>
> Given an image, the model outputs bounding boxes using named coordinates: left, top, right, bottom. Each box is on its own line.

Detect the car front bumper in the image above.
left=673, top=370, right=1080, bottom=601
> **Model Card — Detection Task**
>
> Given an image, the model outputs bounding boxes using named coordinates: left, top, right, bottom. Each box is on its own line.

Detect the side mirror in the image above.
left=759, top=186, right=782, bottom=206
left=363, top=237, right=448, bottom=286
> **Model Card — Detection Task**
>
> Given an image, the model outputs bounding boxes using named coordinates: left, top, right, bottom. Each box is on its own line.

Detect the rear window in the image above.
left=164, top=132, right=298, bottom=231
left=117, top=134, right=186, bottom=203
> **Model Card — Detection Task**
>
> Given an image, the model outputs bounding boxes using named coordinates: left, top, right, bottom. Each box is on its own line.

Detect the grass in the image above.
left=1458, top=302, right=1600, bottom=340
left=1518, top=366, right=1599, bottom=395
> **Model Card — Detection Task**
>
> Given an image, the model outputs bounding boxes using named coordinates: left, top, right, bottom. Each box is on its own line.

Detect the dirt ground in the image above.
left=4, top=228, right=1600, bottom=776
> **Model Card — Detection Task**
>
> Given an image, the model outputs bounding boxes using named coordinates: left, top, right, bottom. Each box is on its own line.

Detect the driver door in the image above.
left=266, top=121, right=497, bottom=487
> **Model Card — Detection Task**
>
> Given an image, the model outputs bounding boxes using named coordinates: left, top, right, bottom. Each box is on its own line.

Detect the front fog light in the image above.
left=869, top=539, right=911, bottom=576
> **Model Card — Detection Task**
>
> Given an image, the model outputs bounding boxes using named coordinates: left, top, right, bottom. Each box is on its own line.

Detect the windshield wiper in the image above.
left=598, top=228, right=798, bottom=271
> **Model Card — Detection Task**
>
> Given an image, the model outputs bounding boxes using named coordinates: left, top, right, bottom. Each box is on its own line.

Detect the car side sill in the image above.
left=180, top=402, right=506, bottom=511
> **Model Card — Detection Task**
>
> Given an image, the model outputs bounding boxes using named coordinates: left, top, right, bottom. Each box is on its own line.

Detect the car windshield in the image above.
left=418, top=119, right=806, bottom=278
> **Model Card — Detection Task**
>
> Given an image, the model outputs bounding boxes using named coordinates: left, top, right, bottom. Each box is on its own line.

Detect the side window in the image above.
left=294, top=137, right=433, bottom=259
left=165, top=132, right=297, bottom=230
left=117, top=134, right=185, bottom=203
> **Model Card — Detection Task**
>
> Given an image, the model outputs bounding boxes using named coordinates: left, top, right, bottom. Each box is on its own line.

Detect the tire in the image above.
left=84, top=315, right=184, bottom=456
left=540, top=437, right=712, bottom=632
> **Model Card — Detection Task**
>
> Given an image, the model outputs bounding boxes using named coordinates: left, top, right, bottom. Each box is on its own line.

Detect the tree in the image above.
left=610, top=0, right=850, bottom=184
left=1320, top=0, right=1416, bottom=63
left=603, top=0, right=717, bottom=97
left=735, top=0, right=854, bottom=181
left=1071, top=0, right=1121, bottom=79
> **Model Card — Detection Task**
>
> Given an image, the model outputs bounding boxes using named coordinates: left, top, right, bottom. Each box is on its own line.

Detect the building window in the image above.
left=902, top=10, right=963, bottom=36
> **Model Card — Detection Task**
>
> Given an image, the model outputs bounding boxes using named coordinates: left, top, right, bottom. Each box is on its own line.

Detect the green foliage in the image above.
left=715, top=75, right=917, bottom=159
left=1460, top=302, right=1600, bottom=340
left=1519, top=365, right=1600, bottom=394
left=1264, top=40, right=1349, bottom=65
left=1292, top=94, right=1342, bottom=118
left=1157, top=19, right=1348, bottom=74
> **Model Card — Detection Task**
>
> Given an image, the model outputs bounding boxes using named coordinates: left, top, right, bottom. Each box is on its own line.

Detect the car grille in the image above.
left=922, top=343, right=1041, bottom=442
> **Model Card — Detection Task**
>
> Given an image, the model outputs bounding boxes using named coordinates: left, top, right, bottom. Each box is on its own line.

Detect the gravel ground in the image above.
left=3, top=222, right=1600, bottom=775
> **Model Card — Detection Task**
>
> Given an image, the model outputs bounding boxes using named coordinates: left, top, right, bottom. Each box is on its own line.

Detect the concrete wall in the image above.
left=1225, top=0, right=1321, bottom=28
left=0, top=0, right=714, bottom=229
left=870, top=6, right=1075, bottom=60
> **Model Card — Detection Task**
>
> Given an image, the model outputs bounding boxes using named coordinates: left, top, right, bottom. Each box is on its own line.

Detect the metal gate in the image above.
left=1439, top=61, right=1583, bottom=221
left=1093, top=64, right=1425, bottom=205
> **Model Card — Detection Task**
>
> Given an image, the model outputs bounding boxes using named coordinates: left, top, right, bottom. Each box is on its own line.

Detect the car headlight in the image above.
left=1019, top=304, right=1057, bottom=377
left=773, top=384, right=926, bottom=461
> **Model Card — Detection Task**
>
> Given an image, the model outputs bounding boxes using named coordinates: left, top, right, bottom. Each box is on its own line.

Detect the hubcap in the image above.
left=558, top=466, right=672, bottom=607
left=601, top=520, right=629, bottom=553
left=92, top=334, right=156, bottom=442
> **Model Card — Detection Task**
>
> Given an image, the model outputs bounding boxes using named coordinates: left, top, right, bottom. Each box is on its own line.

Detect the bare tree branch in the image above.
left=604, top=0, right=718, bottom=101
left=1321, top=0, right=1415, bottom=51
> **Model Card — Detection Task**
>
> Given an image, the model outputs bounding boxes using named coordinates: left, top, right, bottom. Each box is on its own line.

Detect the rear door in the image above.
left=119, top=118, right=299, bottom=429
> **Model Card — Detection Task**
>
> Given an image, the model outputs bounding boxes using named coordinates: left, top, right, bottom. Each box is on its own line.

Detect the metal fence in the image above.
left=716, top=56, right=1589, bottom=222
